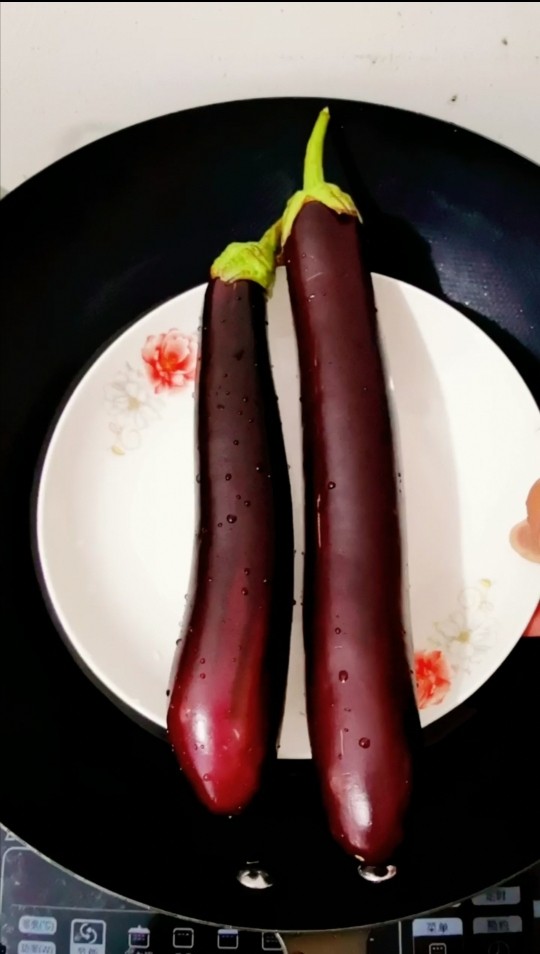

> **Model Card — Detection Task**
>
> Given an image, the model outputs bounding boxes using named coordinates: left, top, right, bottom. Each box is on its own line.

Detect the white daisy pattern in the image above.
left=430, top=579, right=496, bottom=673
left=105, top=362, right=163, bottom=454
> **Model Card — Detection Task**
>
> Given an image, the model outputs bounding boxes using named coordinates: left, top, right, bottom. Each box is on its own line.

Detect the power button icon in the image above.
left=488, top=943, right=510, bottom=954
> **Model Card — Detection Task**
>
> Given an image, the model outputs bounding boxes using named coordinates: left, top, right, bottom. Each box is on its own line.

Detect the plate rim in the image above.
left=3, top=96, right=538, bottom=214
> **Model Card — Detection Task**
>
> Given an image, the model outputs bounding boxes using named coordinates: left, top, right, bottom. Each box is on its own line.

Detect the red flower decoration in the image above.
left=142, top=329, right=197, bottom=393
left=523, top=602, right=540, bottom=637
left=414, top=649, right=452, bottom=709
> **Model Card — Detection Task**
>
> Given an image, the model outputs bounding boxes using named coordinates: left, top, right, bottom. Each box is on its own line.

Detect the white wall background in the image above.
left=1, top=1, right=539, bottom=192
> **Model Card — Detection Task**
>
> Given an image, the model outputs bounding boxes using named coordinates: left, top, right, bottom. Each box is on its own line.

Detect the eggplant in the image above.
left=282, top=109, right=419, bottom=866
left=167, top=224, right=293, bottom=814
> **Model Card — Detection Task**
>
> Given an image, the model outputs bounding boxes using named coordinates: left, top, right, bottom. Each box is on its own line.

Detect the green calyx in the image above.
left=281, top=106, right=359, bottom=248
left=210, top=220, right=281, bottom=294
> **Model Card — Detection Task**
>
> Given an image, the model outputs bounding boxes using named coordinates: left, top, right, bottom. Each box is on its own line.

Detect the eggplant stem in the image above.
left=258, top=220, right=281, bottom=261
left=280, top=107, right=358, bottom=248
left=303, top=107, right=330, bottom=190
left=210, top=220, right=281, bottom=293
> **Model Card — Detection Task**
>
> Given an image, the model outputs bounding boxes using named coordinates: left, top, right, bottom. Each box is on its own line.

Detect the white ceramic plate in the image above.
left=35, top=273, right=540, bottom=756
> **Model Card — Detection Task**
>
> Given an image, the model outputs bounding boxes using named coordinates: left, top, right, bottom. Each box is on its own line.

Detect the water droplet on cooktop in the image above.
left=357, top=863, right=396, bottom=883
left=237, top=867, right=273, bottom=890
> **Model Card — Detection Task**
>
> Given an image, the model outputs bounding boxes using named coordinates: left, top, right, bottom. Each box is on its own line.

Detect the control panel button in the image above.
left=472, top=916, right=523, bottom=935
left=18, top=944, right=56, bottom=954
left=413, top=918, right=464, bottom=938
left=127, top=925, right=150, bottom=949
left=217, top=928, right=239, bottom=949
left=472, top=888, right=521, bottom=906
left=261, top=933, right=283, bottom=950
left=69, top=918, right=106, bottom=954
left=173, top=927, right=194, bottom=949
left=19, top=917, right=57, bottom=936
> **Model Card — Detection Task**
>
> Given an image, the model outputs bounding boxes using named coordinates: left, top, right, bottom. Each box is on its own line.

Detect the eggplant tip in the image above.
left=357, top=863, right=397, bottom=883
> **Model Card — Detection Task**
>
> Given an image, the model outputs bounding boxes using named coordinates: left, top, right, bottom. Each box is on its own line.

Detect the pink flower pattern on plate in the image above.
left=414, top=649, right=452, bottom=710
left=142, top=329, right=198, bottom=393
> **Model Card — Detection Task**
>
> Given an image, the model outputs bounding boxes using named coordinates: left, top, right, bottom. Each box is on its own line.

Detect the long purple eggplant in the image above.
left=167, top=225, right=293, bottom=814
left=282, top=109, right=419, bottom=867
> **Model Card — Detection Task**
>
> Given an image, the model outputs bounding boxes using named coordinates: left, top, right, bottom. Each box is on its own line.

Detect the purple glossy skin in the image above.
left=167, top=278, right=292, bottom=814
left=285, top=201, right=418, bottom=864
